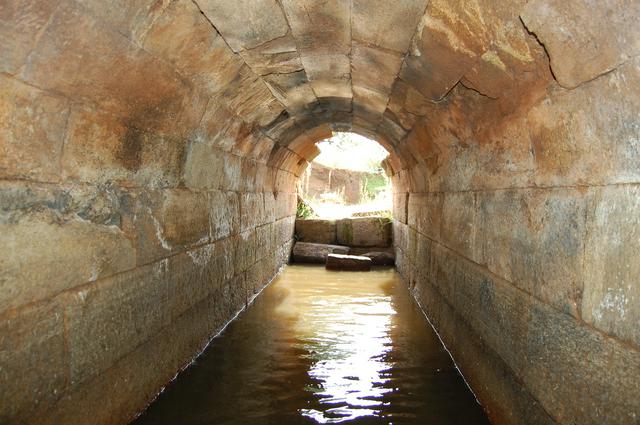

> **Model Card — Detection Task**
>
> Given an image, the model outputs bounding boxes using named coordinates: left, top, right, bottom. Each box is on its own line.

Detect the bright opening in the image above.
left=298, top=132, right=392, bottom=219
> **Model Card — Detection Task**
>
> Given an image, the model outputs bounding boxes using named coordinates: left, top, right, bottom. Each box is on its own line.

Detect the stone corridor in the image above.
left=1, top=1, right=639, bottom=424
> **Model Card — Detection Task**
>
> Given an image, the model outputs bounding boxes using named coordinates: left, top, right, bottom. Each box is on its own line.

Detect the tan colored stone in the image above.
left=0, top=301, right=67, bottom=422
left=325, top=253, right=372, bottom=271
left=0, top=75, right=69, bottom=182
left=0, top=0, right=58, bottom=74
left=292, top=242, right=349, bottom=264
left=210, top=191, right=239, bottom=241
left=337, top=217, right=392, bottom=247
left=582, top=185, right=640, bottom=346
left=352, top=0, right=428, bottom=53
left=62, top=105, right=185, bottom=187
left=521, top=0, right=640, bottom=89
left=0, top=213, right=135, bottom=314
left=197, top=0, right=289, bottom=52
left=141, top=0, right=244, bottom=95
left=64, top=262, right=170, bottom=385
left=295, top=219, right=337, bottom=244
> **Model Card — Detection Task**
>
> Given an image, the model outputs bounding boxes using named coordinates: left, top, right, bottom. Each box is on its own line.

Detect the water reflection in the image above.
left=133, top=265, right=491, bottom=425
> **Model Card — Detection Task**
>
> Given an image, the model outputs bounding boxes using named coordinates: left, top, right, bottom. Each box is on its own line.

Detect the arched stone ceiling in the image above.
left=189, top=0, right=559, bottom=175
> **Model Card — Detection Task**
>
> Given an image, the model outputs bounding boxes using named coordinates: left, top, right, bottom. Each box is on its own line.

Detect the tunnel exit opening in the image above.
left=298, top=132, right=393, bottom=220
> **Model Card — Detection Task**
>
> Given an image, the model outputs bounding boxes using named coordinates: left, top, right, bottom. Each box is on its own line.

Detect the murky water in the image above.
left=133, top=265, right=491, bottom=425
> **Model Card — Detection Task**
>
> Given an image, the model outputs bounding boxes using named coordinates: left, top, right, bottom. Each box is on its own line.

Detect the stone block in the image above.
left=521, top=0, right=640, bottom=89
left=0, top=213, right=135, bottom=313
left=582, top=185, right=640, bottom=346
left=0, top=75, right=69, bottom=182
left=254, top=223, right=274, bottom=261
left=478, top=188, right=586, bottom=317
left=210, top=191, right=239, bottom=241
left=337, top=217, right=392, bottom=247
left=0, top=301, right=67, bottom=422
left=235, top=230, right=256, bottom=274
left=295, top=219, right=337, bottom=244
left=21, top=2, right=200, bottom=139
left=292, top=242, right=350, bottom=264
left=141, top=0, right=243, bottom=94
left=352, top=0, right=428, bottom=53
left=441, top=191, right=481, bottom=263
left=362, top=251, right=395, bottom=266
left=198, top=0, right=289, bottom=52
left=61, top=105, right=185, bottom=187
left=240, top=192, right=264, bottom=232
left=215, top=236, right=237, bottom=282
left=64, top=262, right=170, bottom=386
left=0, top=0, right=58, bottom=74
left=167, top=244, right=224, bottom=320
left=523, top=301, right=640, bottom=425
left=131, top=189, right=210, bottom=264
left=325, top=253, right=372, bottom=271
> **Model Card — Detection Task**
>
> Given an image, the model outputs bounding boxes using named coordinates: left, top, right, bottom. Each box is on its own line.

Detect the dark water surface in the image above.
left=133, top=265, right=491, bottom=425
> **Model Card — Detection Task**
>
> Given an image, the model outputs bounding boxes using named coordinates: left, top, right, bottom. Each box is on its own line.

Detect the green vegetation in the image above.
left=296, top=197, right=315, bottom=219
left=361, top=172, right=389, bottom=202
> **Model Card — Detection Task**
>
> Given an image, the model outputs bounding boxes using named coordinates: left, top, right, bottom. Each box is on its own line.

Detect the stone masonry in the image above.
left=1, top=1, right=639, bottom=424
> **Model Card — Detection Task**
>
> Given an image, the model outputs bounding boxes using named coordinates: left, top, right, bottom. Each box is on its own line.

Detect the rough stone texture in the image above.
left=521, top=0, right=640, bottom=89
left=292, top=242, right=350, bottom=264
left=362, top=252, right=395, bottom=266
left=2, top=1, right=640, bottom=424
left=326, top=253, right=372, bottom=271
left=294, top=219, right=337, bottom=244
left=337, top=217, right=392, bottom=247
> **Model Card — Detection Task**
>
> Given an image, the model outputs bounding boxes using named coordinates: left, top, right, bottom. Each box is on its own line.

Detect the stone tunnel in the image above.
left=1, top=0, right=639, bottom=424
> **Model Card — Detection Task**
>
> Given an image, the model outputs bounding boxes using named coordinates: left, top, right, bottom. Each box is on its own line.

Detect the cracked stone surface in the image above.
left=1, top=1, right=639, bottom=424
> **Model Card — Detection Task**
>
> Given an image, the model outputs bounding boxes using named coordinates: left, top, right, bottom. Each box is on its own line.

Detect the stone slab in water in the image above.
left=362, top=251, right=395, bottom=266
left=325, top=253, right=372, bottom=271
left=292, top=242, right=350, bottom=263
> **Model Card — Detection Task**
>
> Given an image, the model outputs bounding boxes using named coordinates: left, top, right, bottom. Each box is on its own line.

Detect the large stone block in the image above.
left=325, top=253, right=372, bottom=271
left=0, top=0, right=58, bottom=74
left=210, top=191, right=239, bottom=241
left=131, top=189, right=210, bottom=264
left=292, top=242, right=349, bottom=264
left=0, top=213, right=135, bottom=313
left=0, top=301, right=67, bottom=422
left=441, top=191, right=481, bottom=263
left=0, top=75, right=69, bottom=182
left=197, top=0, right=289, bottom=52
left=521, top=0, right=640, bottom=89
left=337, top=217, right=392, bottom=247
left=167, top=244, right=224, bottom=320
left=141, top=0, right=243, bottom=95
left=61, top=105, right=185, bottom=187
left=523, top=301, right=640, bottom=425
left=240, top=192, right=264, bottom=232
left=294, top=219, right=337, bottom=244
left=582, top=185, right=640, bottom=346
left=352, top=0, right=428, bottom=52
left=478, top=188, right=586, bottom=317
left=235, top=230, right=257, bottom=274
left=21, top=2, right=201, bottom=138
left=64, top=262, right=170, bottom=386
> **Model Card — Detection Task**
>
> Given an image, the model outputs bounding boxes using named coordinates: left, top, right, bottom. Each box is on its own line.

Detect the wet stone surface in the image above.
left=132, top=265, right=490, bottom=425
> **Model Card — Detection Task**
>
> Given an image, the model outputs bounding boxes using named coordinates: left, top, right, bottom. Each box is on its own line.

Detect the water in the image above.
left=133, top=265, right=491, bottom=425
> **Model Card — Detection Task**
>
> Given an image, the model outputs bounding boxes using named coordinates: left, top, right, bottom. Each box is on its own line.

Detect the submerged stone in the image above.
left=325, top=253, right=372, bottom=271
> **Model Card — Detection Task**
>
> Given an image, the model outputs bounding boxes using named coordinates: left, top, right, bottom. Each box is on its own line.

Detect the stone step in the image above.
left=292, top=242, right=350, bottom=263
left=325, top=253, right=372, bottom=271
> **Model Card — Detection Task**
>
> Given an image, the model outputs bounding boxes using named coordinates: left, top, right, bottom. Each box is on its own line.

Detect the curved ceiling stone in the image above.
left=190, top=0, right=563, bottom=176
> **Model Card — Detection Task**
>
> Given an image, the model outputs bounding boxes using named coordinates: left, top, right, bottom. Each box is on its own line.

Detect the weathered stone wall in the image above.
left=391, top=4, right=640, bottom=423
left=0, top=1, right=299, bottom=423
left=2, top=0, right=639, bottom=424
